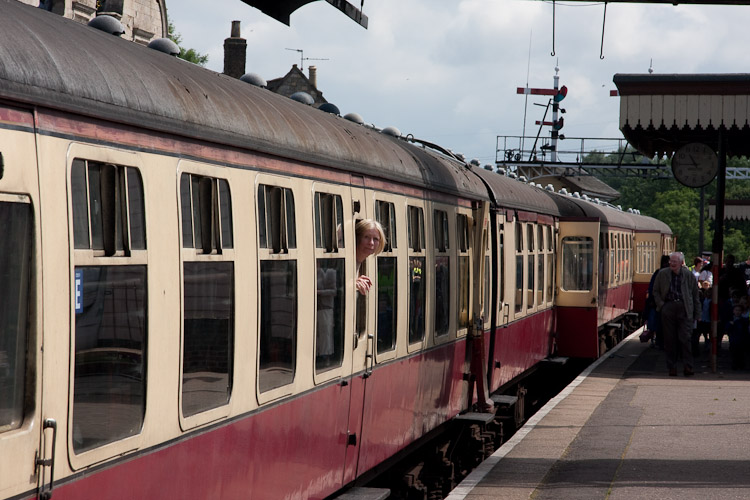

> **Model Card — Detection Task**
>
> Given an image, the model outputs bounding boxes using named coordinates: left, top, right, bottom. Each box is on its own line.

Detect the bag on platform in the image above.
left=639, top=329, right=654, bottom=343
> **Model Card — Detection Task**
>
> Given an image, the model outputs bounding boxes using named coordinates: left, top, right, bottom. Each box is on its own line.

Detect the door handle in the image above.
left=363, top=333, right=374, bottom=378
left=36, top=418, right=57, bottom=500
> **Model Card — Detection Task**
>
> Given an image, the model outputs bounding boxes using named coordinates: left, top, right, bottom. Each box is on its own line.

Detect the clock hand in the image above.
left=688, top=154, right=698, bottom=167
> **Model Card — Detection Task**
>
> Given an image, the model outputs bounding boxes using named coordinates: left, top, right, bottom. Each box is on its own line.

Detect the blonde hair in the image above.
left=355, top=219, right=386, bottom=255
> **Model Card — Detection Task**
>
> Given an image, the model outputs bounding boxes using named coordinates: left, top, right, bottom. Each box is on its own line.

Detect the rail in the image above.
left=495, top=135, right=750, bottom=180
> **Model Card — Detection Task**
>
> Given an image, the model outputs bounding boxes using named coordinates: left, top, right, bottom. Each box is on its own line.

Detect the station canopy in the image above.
left=239, top=0, right=367, bottom=28
left=613, top=74, right=750, bottom=159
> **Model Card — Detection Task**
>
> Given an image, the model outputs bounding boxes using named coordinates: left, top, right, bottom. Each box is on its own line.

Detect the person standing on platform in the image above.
left=646, top=255, right=670, bottom=349
left=653, top=252, right=701, bottom=377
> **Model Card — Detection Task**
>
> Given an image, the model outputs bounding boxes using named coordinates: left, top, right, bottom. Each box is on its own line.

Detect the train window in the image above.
left=182, top=262, right=234, bottom=416
left=537, top=226, right=544, bottom=305
left=457, top=214, right=470, bottom=328
left=73, top=266, right=147, bottom=453
left=314, top=192, right=345, bottom=373
left=314, top=193, right=344, bottom=252
left=546, top=226, right=554, bottom=303
left=71, top=160, right=148, bottom=452
left=561, top=236, right=594, bottom=291
left=72, top=159, right=146, bottom=254
left=258, top=184, right=296, bottom=253
left=408, top=206, right=425, bottom=344
left=180, top=173, right=233, bottom=253
left=527, top=253, right=534, bottom=310
left=434, top=209, right=449, bottom=252
left=499, top=230, right=505, bottom=304
left=434, top=210, right=450, bottom=337
left=376, top=201, right=397, bottom=353
left=259, top=261, right=297, bottom=391
left=376, top=200, right=397, bottom=251
left=515, top=222, right=523, bottom=313
left=0, top=199, right=32, bottom=432
left=180, top=173, right=235, bottom=417
left=258, top=184, right=298, bottom=392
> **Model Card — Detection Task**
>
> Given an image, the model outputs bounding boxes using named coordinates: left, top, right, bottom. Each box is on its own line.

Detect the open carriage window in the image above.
left=71, top=159, right=147, bottom=452
left=258, top=184, right=297, bottom=392
left=314, top=192, right=345, bottom=373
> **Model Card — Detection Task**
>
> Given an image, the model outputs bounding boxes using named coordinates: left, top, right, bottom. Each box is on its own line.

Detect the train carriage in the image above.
left=0, top=2, right=673, bottom=499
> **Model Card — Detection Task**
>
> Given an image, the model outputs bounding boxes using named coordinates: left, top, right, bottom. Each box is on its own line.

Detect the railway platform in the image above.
left=446, top=330, right=750, bottom=500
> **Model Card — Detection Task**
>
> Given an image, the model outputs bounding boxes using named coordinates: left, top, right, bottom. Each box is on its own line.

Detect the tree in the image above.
left=167, top=21, right=209, bottom=66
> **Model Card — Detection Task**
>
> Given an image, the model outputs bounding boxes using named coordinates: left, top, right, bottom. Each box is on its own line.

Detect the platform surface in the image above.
left=447, top=332, right=750, bottom=500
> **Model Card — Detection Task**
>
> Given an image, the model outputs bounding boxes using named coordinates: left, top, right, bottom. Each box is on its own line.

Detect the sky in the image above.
left=168, top=1, right=750, bottom=165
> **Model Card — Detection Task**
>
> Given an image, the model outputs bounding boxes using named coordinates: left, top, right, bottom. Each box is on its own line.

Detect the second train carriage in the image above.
left=0, top=2, right=674, bottom=499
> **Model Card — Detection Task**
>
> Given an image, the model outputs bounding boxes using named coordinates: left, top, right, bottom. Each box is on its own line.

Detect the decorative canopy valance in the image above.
left=614, top=74, right=750, bottom=159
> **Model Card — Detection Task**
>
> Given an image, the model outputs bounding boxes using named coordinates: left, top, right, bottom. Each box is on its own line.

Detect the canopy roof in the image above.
left=613, top=74, right=750, bottom=158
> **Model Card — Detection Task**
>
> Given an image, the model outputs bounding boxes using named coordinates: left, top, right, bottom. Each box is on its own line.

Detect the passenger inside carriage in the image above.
left=355, top=219, right=386, bottom=295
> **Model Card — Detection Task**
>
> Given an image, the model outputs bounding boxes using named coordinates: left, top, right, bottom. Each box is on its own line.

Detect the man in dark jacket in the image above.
left=653, top=252, right=702, bottom=377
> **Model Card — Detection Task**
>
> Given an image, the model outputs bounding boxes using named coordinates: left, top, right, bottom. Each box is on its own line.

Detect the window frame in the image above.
left=311, top=184, right=352, bottom=385
left=433, top=206, right=453, bottom=344
left=407, top=203, right=427, bottom=351
left=178, top=165, right=236, bottom=430
left=373, top=197, right=400, bottom=361
left=66, top=147, right=149, bottom=470
left=255, top=175, right=300, bottom=404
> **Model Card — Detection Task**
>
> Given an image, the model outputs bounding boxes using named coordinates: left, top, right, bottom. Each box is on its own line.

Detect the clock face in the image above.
left=671, top=142, right=719, bottom=188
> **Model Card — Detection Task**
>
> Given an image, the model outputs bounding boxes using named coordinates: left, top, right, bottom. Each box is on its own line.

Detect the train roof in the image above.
left=0, top=1, right=487, bottom=201
left=472, top=166, right=586, bottom=218
left=473, top=166, right=672, bottom=234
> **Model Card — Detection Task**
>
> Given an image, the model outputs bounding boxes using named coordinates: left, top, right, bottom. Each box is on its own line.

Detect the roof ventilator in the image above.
left=87, top=15, right=125, bottom=36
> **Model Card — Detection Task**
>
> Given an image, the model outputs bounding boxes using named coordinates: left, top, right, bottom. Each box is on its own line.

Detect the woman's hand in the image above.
left=356, top=275, right=372, bottom=295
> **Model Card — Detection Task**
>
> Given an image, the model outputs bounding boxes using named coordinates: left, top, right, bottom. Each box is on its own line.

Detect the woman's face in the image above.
left=357, top=228, right=381, bottom=261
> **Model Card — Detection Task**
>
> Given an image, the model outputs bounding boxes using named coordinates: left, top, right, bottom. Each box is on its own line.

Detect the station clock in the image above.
left=670, top=142, right=719, bottom=188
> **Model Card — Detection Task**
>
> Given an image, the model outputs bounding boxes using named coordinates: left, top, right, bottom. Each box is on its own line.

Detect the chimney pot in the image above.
left=223, top=21, right=247, bottom=79
left=309, top=65, right=317, bottom=88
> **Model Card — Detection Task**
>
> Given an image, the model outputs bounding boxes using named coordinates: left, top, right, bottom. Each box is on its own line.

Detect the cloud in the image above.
left=169, top=0, right=750, bottom=161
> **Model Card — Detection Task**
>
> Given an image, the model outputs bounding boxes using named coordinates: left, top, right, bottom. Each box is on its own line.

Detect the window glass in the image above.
left=527, top=254, right=535, bottom=309
left=434, top=210, right=449, bottom=252
left=257, top=185, right=267, bottom=249
left=484, top=255, right=490, bottom=322
left=127, top=168, right=146, bottom=250
left=0, top=201, right=32, bottom=432
left=315, top=193, right=345, bottom=252
left=435, top=255, right=450, bottom=337
left=258, top=185, right=296, bottom=253
left=408, top=257, right=425, bottom=343
left=562, top=237, right=594, bottom=291
left=87, top=165, right=104, bottom=250
left=458, top=256, right=470, bottom=327
left=180, top=174, right=193, bottom=248
left=377, top=257, right=397, bottom=353
left=67, top=161, right=145, bottom=256
left=72, top=160, right=90, bottom=249
left=376, top=201, right=397, bottom=251
left=408, top=206, right=425, bottom=252
left=537, top=250, right=544, bottom=305
left=547, top=253, right=554, bottom=300
left=73, top=265, right=146, bottom=452
left=219, top=179, right=233, bottom=249
left=499, top=231, right=505, bottom=304
left=182, top=262, right=234, bottom=416
left=259, top=260, right=297, bottom=392
left=457, top=214, right=468, bottom=252
left=515, top=223, right=523, bottom=313
left=315, top=259, right=345, bottom=372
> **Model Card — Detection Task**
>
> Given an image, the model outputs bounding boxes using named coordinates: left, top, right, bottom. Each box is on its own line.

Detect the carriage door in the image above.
left=555, top=218, right=600, bottom=357
left=342, top=182, right=372, bottom=484
left=0, top=107, right=44, bottom=500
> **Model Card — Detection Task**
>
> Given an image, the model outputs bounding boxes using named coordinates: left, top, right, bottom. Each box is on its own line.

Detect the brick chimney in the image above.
left=223, top=20, right=246, bottom=79
left=308, top=65, right=317, bottom=88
